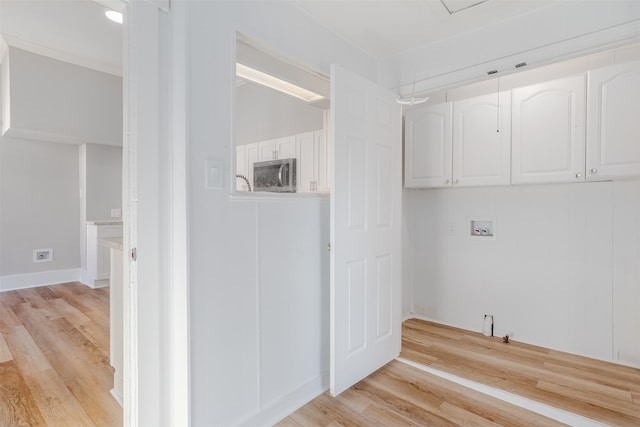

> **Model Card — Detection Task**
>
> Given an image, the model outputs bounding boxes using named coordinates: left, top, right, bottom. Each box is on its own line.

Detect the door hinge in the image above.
left=131, top=247, right=137, bottom=262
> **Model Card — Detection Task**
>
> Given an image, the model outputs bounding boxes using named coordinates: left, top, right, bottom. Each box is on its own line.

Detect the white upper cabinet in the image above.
left=511, top=74, right=586, bottom=184
left=236, top=145, right=248, bottom=191
left=247, top=143, right=259, bottom=190
left=258, top=136, right=297, bottom=161
left=404, top=102, right=452, bottom=188
left=277, top=135, right=297, bottom=159
left=296, top=130, right=327, bottom=192
left=453, top=91, right=511, bottom=187
left=587, top=61, right=640, bottom=180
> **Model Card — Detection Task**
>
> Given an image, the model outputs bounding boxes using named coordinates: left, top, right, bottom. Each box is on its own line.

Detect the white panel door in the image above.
left=453, top=91, right=511, bottom=187
left=404, top=102, right=452, bottom=188
left=512, top=74, right=586, bottom=184
left=330, top=65, right=402, bottom=396
left=587, top=61, right=640, bottom=180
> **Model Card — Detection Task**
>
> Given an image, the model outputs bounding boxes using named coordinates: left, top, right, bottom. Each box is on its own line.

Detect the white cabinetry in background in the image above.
left=404, top=102, right=452, bottom=188
left=236, top=143, right=259, bottom=191
left=236, top=145, right=248, bottom=191
left=453, top=91, right=511, bottom=187
left=511, top=74, right=586, bottom=184
left=296, top=130, right=328, bottom=192
left=587, top=61, right=640, bottom=181
left=405, top=93, right=510, bottom=188
left=85, top=222, right=122, bottom=288
left=259, top=135, right=297, bottom=161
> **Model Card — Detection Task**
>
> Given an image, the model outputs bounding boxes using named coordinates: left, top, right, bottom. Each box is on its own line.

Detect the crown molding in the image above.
left=1, top=34, right=122, bottom=77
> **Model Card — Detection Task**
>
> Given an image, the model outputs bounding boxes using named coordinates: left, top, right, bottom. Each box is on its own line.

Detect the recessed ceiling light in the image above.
left=105, top=9, right=123, bottom=24
left=236, top=63, right=324, bottom=103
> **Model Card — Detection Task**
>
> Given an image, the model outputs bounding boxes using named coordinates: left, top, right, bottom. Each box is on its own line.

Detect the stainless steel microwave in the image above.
left=253, top=158, right=297, bottom=193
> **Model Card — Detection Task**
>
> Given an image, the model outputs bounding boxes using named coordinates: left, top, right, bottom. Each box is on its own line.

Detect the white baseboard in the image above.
left=110, top=387, right=123, bottom=407
left=0, top=268, right=82, bottom=292
left=238, top=373, right=329, bottom=427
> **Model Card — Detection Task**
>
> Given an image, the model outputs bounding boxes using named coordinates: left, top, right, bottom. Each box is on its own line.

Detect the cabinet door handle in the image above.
left=453, top=179, right=459, bottom=185
left=590, top=168, right=598, bottom=174
left=575, top=172, right=583, bottom=178
left=444, top=179, right=450, bottom=185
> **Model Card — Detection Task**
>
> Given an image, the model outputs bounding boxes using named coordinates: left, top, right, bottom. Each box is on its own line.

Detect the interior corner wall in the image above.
left=85, top=143, right=122, bottom=221
left=185, top=2, right=376, bottom=426
left=5, top=47, right=123, bottom=146
left=408, top=180, right=640, bottom=365
left=0, top=137, right=80, bottom=282
left=235, top=82, right=323, bottom=146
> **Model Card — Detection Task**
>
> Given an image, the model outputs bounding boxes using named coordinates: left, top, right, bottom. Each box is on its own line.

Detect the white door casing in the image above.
left=123, top=1, right=189, bottom=426
left=330, top=65, right=402, bottom=396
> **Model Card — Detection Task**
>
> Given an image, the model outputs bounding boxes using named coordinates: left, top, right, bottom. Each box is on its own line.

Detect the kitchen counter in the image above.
left=98, top=237, right=123, bottom=250
left=86, top=220, right=123, bottom=225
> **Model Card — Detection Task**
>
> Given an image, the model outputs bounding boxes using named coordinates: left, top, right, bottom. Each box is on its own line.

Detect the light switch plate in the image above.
left=205, top=158, right=224, bottom=189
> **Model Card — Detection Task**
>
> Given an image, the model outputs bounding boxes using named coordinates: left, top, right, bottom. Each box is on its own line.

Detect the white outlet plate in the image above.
left=111, top=208, right=122, bottom=218
left=205, top=158, right=224, bottom=189
left=468, top=217, right=497, bottom=240
left=33, top=248, right=53, bottom=263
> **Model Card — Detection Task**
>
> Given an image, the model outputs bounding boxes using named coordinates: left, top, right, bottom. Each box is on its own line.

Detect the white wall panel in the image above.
left=407, top=182, right=634, bottom=362
left=186, top=2, right=375, bottom=425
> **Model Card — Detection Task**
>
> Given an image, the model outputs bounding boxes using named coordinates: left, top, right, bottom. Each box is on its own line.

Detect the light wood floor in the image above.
left=280, top=319, right=640, bottom=426
left=0, top=282, right=122, bottom=427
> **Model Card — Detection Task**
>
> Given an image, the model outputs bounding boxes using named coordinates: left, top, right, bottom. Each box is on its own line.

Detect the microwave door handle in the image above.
left=278, top=164, right=285, bottom=186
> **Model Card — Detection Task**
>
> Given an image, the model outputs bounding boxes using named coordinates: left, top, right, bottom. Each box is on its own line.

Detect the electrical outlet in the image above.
left=447, top=223, right=456, bottom=235
left=111, top=208, right=122, bottom=218
left=33, top=248, right=53, bottom=263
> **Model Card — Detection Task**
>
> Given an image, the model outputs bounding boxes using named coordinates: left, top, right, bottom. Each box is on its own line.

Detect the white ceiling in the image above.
left=0, top=0, right=559, bottom=76
left=290, top=0, right=554, bottom=60
left=0, top=0, right=122, bottom=75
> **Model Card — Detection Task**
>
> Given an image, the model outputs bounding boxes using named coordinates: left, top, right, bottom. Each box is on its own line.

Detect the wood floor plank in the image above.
left=0, top=283, right=121, bottom=426
left=0, top=331, right=13, bottom=363
left=0, top=360, right=47, bottom=427
left=401, top=319, right=640, bottom=427
left=4, top=325, right=52, bottom=376
left=0, top=301, right=22, bottom=334
left=23, top=368, right=95, bottom=426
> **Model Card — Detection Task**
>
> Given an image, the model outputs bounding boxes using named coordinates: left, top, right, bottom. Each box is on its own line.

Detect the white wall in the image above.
left=406, top=180, right=640, bottom=365
left=0, top=137, right=80, bottom=286
left=236, top=82, right=323, bottom=146
left=84, top=143, right=122, bottom=221
left=3, top=47, right=122, bottom=146
left=186, top=2, right=375, bottom=425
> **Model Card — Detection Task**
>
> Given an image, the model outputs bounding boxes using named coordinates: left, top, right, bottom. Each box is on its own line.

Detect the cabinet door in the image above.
left=453, top=91, right=511, bottom=187
left=277, top=135, right=297, bottom=159
left=587, top=61, right=640, bottom=180
left=512, top=74, right=586, bottom=184
left=296, top=131, right=316, bottom=192
left=259, top=139, right=278, bottom=161
left=404, top=102, right=452, bottom=188
left=235, top=145, right=248, bottom=191
left=246, top=143, right=259, bottom=191
left=315, top=130, right=328, bottom=191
